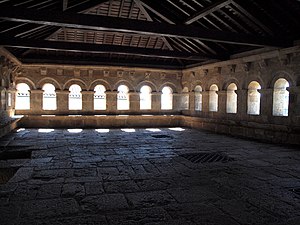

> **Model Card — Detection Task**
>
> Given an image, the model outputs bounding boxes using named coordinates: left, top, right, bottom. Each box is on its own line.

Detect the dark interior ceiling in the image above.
left=0, top=0, right=300, bottom=69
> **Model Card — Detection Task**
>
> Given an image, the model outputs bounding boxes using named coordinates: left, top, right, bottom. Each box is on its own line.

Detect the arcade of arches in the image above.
left=1, top=46, right=300, bottom=145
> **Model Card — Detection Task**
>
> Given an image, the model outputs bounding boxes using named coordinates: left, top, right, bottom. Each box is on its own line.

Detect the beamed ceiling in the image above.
left=0, top=0, right=300, bottom=69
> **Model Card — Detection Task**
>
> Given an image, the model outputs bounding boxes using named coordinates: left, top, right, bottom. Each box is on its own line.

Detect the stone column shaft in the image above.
left=105, top=91, right=117, bottom=111
left=30, top=89, right=43, bottom=113
left=81, top=91, right=94, bottom=112
left=56, top=90, right=69, bottom=113
left=129, top=92, right=140, bottom=112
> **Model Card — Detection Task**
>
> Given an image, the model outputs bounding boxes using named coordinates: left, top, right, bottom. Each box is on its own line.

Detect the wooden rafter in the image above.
left=184, top=0, right=232, bottom=25
left=0, top=34, right=217, bottom=60
left=0, top=6, right=288, bottom=47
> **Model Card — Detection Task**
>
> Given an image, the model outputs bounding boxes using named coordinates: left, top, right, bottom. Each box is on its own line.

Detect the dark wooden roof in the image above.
left=1, top=0, right=300, bottom=69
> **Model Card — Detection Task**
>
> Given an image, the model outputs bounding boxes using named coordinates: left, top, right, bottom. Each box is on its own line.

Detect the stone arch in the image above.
left=136, top=81, right=158, bottom=93
left=222, top=78, right=240, bottom=90
left=63, top=78, right=88, bottom=91
left=89, top=79, right=112, bottom=91
left=37, top=77, right=62, bottom=90
left=15, top=77, right=36, bottom=90
left=204, top=80, right=220, bottom=91
left=243, top=75, right=265, bottom=89
left=191, top=80, right=204, bottom=91
left=113, top=80, right=135, bottom=92
left=159, top=82, right=177, bottom=93
left=269, top=70, right=296, bottom=88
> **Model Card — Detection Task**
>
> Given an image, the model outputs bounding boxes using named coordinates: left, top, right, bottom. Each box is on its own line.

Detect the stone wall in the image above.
left=181, top=46, right=300, bottom=145
left=14, top=65, right=183, bottom=115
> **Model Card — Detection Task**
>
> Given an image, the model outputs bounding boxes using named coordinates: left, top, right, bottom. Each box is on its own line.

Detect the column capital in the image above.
left=105, top=91, right=118, bottom=95
left=56, top=90, right=70, bottom=94
left=258, top=88, right=273, bottom=94
left=287, top=86, right=300, bottom=93
left=81, top=90, right=94, bottom=94
left=29, top=89, right=44, bottom=94
left=216, top=90, right=227, bottom=95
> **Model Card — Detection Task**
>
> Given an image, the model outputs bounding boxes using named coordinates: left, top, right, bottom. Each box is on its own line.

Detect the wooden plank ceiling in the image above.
left=0, top=0, right=300, bottom=69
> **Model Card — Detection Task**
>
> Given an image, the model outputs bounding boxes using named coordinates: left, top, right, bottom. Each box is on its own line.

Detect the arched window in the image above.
left=15, top=83, right=30, bottom=110
left=140, top=85, right=152, bottom=110
left=194, top=85, right=202, bottom=111
left=94, top=85, right=106, bottom=110
left=42, top=83, right=56, bottom=110
left=161, top=86, right=173, bottom=110
left=117, top=85, right=129, bottom=110
left=209, top=84, right=218, bottom=112
left=69, top=84, right=82, bottom=110
left=247, top=81, right=261, bottom=115
left=226, top=83, right=237, bottom=113
left=181, top=87, right=189, bottom=110
left=273, top=78, right=289, bottom=116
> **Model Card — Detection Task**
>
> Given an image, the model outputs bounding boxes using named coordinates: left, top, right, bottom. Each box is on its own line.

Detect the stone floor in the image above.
left=0, top=127, right=299, bottom=225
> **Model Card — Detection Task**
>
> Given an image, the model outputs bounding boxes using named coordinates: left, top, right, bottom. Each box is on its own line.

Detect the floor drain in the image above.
left=179, top=152, right=234, bottom=163
left=290, top=188, right=300, bottom=196
left=152, top=135, right=172, bottom=139
left=0, top=168, right=18, bottom=184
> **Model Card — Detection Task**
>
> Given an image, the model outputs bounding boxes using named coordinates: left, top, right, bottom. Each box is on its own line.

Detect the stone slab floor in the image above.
left=0, top=127, right=299, bottom=225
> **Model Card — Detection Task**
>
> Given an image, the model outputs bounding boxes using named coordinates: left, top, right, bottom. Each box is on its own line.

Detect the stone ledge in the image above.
left=0, top=118, right=21, bottom=138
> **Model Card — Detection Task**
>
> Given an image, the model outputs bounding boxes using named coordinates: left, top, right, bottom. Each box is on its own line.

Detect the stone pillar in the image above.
left=177, top=92, right=190, bottom=111
left=217, top=90, right=227, bottom=116
left=105, top=91, right=117, bottom=112
left=202, top=91, right=209, bottom=113
left=236, top=89, right=247, bottom=119
left=172, top=93, right=181, bottom=111
left=7, top=88, right=15, bottom=116
left=151, top=92, right=161, bottom=112
left=56, top=90, right=69, bottom=113
left=30, top=89, right=43, bottom=113
left=189, top=92, right=195, bottom=112
left=288, top=86, right=300, bottom=117
left=259, top=88, right=273, bottom=121
left=129, top=91, right=140, bottom=112
left=81, top=91, right=94, bottom=112
left=0, top=86, right=5, bottom=110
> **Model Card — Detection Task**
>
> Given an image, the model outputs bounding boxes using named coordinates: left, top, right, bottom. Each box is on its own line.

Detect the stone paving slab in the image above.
left=0, top=128, right=299, bottom=225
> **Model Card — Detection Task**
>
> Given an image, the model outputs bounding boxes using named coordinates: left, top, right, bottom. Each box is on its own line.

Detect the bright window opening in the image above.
left=194, top=85, right=202, bottom=111
left=209, top=84, right=218, bottom=112
left=42, top=83, right=56, bottom=110
left=117, top=85, right=129, bottom=110
left=273, top=78, right=289, bottom=116
left=69, top=84, right=82, bottom=110
left=121, top=128, right=136, bottom=133
left=161, top=86, right=173, bottom=110
left=140, top=85, right=152, bottom=110
left=15, top=83, right=30, bottom=110
left=95, top=129, right=110, bottom=133
left=247, top=81, right=261, bottom=115
left=94, top=85, right=106, bottom=110
left=67, top=129, right=82, bottom=133
left=226, top=83, right=237, bottom=114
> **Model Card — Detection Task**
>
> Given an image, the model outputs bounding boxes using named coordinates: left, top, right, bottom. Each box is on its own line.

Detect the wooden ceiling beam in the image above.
left=184, top=0, right=232, bottom=25
left=0, top=35, right=217, bottom=61
left=0, top=5, right=288, bottom=47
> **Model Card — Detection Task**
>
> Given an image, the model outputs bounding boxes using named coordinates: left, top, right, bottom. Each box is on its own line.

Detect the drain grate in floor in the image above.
left=0, top=168, right=18, bottom=184
left=290, top=188, right=300, bottom=196
left=152, top=135, right=172, bottom=139
left=180, top=152, right=234, bottom=163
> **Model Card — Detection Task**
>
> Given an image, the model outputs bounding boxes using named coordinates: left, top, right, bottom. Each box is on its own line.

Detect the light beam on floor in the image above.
left=169, top=127, right=185, bottom=131
left=146, top=128, right=161, bottom=132
left=67, top=129, right=83, bottom=133
left=121, top=128, right=136, bottom=133
left=38, top=129, right=54, bottom=133
left=95, top=129, right=110, bottom=133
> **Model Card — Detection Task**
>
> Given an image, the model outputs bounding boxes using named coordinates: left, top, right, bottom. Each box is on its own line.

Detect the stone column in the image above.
left=129, top=91, right=140, bottom=112
left=105, top=91, right=117, bottom=112
left=172, top=93, right=181, bottom=111
left=259, top=88, right=273, bottom=121
left=30, top=89, right=43, bottom=113
left=7, top=88, right=15, bottom=116
left=56, top=90, right=69, bottom=113
left=236, top=89, right=247, bottom=119
left=0, top=86, right=5, bottom=110
left=201, top=91, right=209, bottom=113
left=217, top=90, right=227, bottom=117
left=81, top=91, right=94, bottom=112
left=189, top=92, right=195, bottom=112
left=288, top=86, right=300, bottom=117
left=151, top=92, right=161, bottom=112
